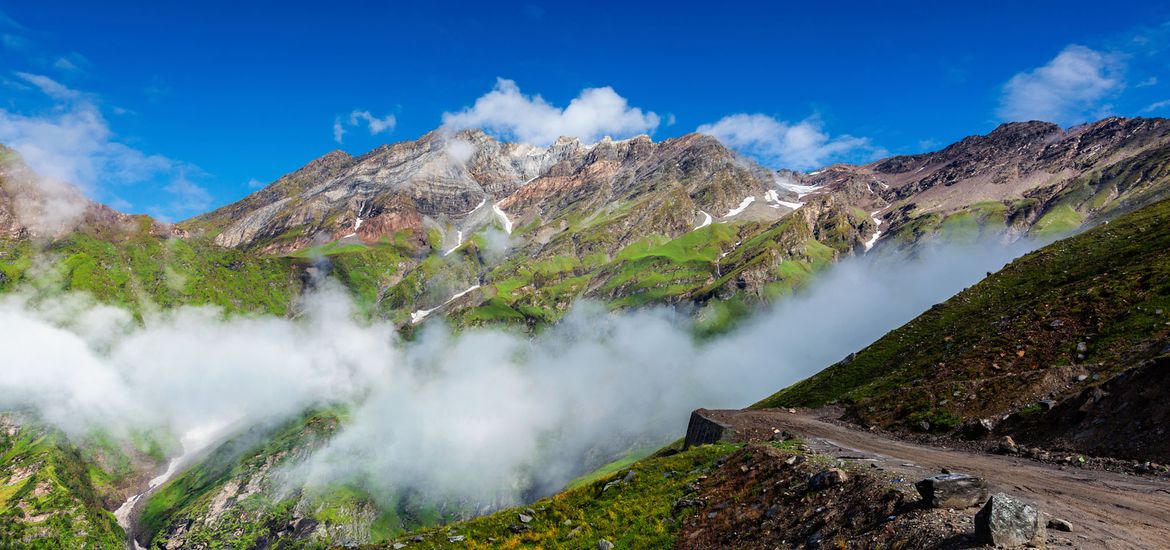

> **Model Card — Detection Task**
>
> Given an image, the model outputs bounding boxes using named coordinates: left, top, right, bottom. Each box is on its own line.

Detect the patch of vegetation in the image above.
left=380, top=443, right=741, bottom=549
left=140, top=409, right=346, bottom=547
left=0, top=419, right=125, bottom=548
left=755, top=196, right=1170, bottom=431
left=1031, top=202, right=1083, bottom=237
left=0, top=232, right=301, bottom=317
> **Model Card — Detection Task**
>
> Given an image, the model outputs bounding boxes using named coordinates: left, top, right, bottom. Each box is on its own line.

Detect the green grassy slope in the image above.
left=0, top=232, right=301, bottom=317
left=755, top=196, right=1170, bottom=432
left=140, top=408, right=461, bottom=548
left=0, top=419, right=125, bottom=549
left=373, top=443, right=745, bottom=550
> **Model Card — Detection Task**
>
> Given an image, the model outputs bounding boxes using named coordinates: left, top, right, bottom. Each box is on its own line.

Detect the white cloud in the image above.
left=156, top=171, right=213, bottom=221
left=697, top=113, right=881, bottom=170
left=1142, top=99, right=1170, bottom=113
left=997, top=45, right=1124, bottom=125
left=246, top=177, right=266, bottom=189
left=441, top=78, right=661, bottom=145
left=0, top=72, right=211, bottom=224
left=333, top=110, right=396, bottom=143
left=349, top=110, right=396, bottom=134
left=444, top=138, right=476, bottom=167
left=15, top=71, right=82, bottom=100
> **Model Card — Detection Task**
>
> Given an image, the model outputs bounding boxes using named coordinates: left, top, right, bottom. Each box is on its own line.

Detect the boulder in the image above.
left=975, top=493, right=1046, bottom=548
left=915, top=473, right=989, bottom=509
left=683, top=409, right=736, bottom=449
left=808, top=468, right=849, bottom=491
left=996, top=435, right=1020, bottom=454
left=598, top=539, right=614, bottom=550
left=518, top=513, right=532, bottom=524
left=1047, top=517, right=1073, bottom=532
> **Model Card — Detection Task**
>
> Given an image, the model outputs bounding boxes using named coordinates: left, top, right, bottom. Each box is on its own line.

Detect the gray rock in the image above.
left=1047, top=517, right=1073, bottom=532
left=975, top=493, right=1046, bottom=548
left=392, top=544, right=406, bottom=549
left=916, top=473, right=989, bottom=509
left=598, top=539, right=614, bottom=550
left=518, top=513, right=532, bottom=524
left=448, top=535, right=465, bottom=543
left=622, top=470, right=636, bottom=483
left=808, top=468, right=849, bottom=490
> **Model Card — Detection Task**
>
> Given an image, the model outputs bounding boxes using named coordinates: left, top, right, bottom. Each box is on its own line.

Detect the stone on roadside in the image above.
left=915, top=473, right=989, bottom=509
left=808, top=468, right=849, bottom=491
left=974, top=493, right=1046, bottom=548
left=996, top=435, right=1020, bottom=454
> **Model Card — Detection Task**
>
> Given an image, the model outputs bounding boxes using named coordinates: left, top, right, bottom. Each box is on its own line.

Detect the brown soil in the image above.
left=698, top=408, right=1170, bottom=550
left=676, top=445, right=972, bottom=549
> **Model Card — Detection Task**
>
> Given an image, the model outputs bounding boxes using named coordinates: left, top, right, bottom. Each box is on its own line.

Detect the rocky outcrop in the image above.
left=683, top=409, right=736, bottom=449
left=803, top=117, right=1170, bottom=246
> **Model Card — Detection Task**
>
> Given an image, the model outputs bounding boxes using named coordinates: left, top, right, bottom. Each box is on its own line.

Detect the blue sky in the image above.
left=2, top=1, right=1169, bottom=220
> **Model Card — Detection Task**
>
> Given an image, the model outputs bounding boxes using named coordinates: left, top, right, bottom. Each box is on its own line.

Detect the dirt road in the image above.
left=698, top=408, right=1170, bottom=550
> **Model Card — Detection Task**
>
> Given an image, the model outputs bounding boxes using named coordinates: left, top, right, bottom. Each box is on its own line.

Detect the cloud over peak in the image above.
left=0, top=72, right=210, bottom=223
left=333, top=110, right=397, bottom=144
left=441, top=78, right=660, bottom=146
left=697, top=113, right=881, bottom=171
left=997, top=45, right=1125, bottom=125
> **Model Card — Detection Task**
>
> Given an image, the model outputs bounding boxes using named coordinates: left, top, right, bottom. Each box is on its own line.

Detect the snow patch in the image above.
left=724, top=196, right=755, bottom=218
left=493, top=202, right=513, bottom=234
left=695, top=210, right=712, bottom=230
left=776, top=176, right=822, bottom=198
left=865, top=210, right=885, bottom=252
left=410, top=285, right=482, bottom=324
left=763, top=189, right=803, bottom=211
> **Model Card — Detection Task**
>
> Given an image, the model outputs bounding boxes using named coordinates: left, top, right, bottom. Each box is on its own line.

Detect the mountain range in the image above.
left=7, top=117, right=1170, bottom=331
left=2, top=116, right=1170, bottom=548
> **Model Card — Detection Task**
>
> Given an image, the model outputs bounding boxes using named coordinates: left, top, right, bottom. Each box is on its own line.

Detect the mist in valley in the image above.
left=0, top=236, right=1038, bottom=512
